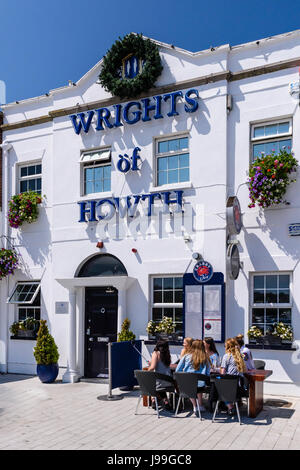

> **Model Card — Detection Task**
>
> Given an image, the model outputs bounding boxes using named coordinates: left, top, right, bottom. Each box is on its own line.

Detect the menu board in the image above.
left=185, top=285, right=202, bottom=339
left=183, top=273, right=225, bottom=342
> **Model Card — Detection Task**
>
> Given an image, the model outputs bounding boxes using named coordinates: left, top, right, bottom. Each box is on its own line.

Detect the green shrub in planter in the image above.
left=33, top=320, right=59, bottom=365
left=117, top=318, right=136, bottom=342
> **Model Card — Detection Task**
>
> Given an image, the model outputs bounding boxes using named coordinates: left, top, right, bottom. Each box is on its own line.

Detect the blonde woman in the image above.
left=180, top=337, right=193, bottom=358
left=176, top=339, right=210, bottom=416
left=220, top=338, right=247, bottom=415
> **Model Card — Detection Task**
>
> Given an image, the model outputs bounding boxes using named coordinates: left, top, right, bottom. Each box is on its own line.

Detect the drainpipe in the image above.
left=0, top=138, right=12, bottom=373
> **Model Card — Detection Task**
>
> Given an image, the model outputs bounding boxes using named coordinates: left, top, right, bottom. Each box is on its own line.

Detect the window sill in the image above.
left=246, top=343, right=296, bottom=351
left=10, top=336, right=37, bottom=341
left=78, top=191, right=113, bottom=201
left=144, top=340, right=183, bottom=346
left=150, top=182, right=193, bottom=193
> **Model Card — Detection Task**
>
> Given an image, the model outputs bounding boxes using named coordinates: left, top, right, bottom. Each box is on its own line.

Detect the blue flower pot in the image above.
left=37, top=364, right=59, bottom=383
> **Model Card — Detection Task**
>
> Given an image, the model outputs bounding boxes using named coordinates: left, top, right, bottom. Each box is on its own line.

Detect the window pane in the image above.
left=94, top=181, right=103, bottom=193
left=180, top=137, right=188, bottom=149
left=175, top=308, right=183, bottom=322
left=279, top=308, right=291, bottom=323
left=36, top=178, right=41, bottom=191
left=103, top=165, right=111, bottom=178
left=168, top=139, right=180, bottom=152
left=163, top=308, right=174, bottom=319
left=28, top=179, right=36, bottom=191
left=253, top=290, right=264, bottom=303
left=254, top=276, right=264, bottom=289
left=20, top=181, right=28, bottom=193
left=174, top=277, right=183, bottom=289
left=152, top=308, right=162, bottom=322
left=279, top=275, right=289, bottom=288
left=154, top=291, right=163, bottom=303
left=174, top=290, right=183, bottom=303
left=27, top=166, right=36, bottom=176
left=253, top=126, right=265, bottom=138
left=179, top=153, right=189, bottom=168
left=153, top=278, right=163, bottom=290
left=278, top=122, right=289, bottom=134
left=85, top=168, right=94, bottom=182
left=266, top=290, right=278, bottom=303
left=179, top=168, right=189, bottom=182
left=265, top=124, right=277, bottom=136
left=279, top=290, right=289, bottom=303
left=157, top=171, right=167, bottom=186
left=252, top=308, right=264, bottom=324
left=265, top=141, right=278, bottom=155
left=36, top=164, right=42, bottom=175
left=253, top=143, right=265, bottom=160
left=103, top=179, right=111, bottom=192
left=266, top=308, right=278, bottom=324
left=20, top=167, right=28, bottom=177
left=168, top=170, right=178, bottom=184
left=18, top=308, right=27, bottom=321
left=163, top=278, right=173, bottom=290
left=85, top=181, right=94, bottom=195
left=266, top=275, right=277, bottom=289
left=168, top=155, right=179, bottom=170
left=158, top=157, right=167, bottom=170
left=94, top=167, right=103, bottom=180
left=158, top=141, right=168, bottom=153
left=279, top=139, right=292, bottom=151
left=163, top=291, right=173, bottom=303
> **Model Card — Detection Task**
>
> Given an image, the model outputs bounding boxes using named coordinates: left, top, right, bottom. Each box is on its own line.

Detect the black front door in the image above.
left=84, top=286, right=118, bottom=378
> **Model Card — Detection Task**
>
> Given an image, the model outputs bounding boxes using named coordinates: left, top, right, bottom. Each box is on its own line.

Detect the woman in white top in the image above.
left=204, top=337, right=221, bottom=370
left=235, top=334, right=255, bottom=371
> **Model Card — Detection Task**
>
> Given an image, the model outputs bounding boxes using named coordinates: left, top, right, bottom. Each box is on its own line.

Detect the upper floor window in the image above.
left=251, top=119, right=292, bottom=162
left=250, top=273, right=292, bottom=335
left=19, top=163, right=42, bottom=194
left=81, top=149, right=111, bottom=196
left=156, top=135, right=189, bottom=186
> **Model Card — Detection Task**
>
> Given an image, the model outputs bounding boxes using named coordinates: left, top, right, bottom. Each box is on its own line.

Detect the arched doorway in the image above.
left=77, top=254, right=128, bottom=378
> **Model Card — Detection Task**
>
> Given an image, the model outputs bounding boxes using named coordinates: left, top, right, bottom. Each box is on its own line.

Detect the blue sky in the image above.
left=1, top=0, right=300, bottom=103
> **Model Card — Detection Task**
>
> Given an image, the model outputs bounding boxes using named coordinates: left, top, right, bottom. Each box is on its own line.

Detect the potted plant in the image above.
left=33, top=320, right=59, bottom=383
left=8, top=191, right=42, bottom=229
left=272, top=322, right=293, bottom=344
left=146, top=320, right=157, bottom=340
left=117, top=318, right=136, bottom=342
left=155, top=316, right=175, bottom=340
left=248, top=149, right=298, bottom=209
left=248, top=325, right=263, bottom=344
left=9, top=321, right=21, bottom=337
left=0, top=248, right=19, bottom=279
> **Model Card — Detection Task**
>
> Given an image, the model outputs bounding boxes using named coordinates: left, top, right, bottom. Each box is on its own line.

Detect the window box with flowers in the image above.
left=10, top=317, right=40, bottom=339
left=8, top=191, right=42, bottom=229
left=248, top=149, right=298, bottom=209
left=248, top=323, right=294, bottom=348
left=146, top=316, right=177, bottom=341
left=0, top=248, right=19, bottom=279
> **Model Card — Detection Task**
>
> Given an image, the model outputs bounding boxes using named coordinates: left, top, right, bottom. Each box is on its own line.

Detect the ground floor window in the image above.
left=8, top=282, right=41, bottom=321
left=151, top=276, right=183, bottom=335
left=250, top=273, right=292, bottom=335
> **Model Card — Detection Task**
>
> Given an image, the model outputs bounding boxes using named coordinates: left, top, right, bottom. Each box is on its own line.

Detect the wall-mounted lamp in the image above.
left=192, top=252, right=203, bottom=261
left=132, top=248, right=138, bottom=254
left=96, top=241, right=104, bottom=249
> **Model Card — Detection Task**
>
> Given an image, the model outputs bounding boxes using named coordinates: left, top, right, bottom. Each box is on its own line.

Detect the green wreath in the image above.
left=98, top=33, right=163, bottom=99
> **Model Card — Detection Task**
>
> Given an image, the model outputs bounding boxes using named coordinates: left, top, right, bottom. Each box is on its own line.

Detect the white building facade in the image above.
left=1, top=31, right=300, bottom=395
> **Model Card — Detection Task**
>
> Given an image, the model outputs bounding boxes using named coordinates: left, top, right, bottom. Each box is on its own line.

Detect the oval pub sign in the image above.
left=193, top=261, right=214, bottom=283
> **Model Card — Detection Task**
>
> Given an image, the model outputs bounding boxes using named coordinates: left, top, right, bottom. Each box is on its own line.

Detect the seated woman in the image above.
left=204, top=337, right=220, bottom=370
left=235, top=334, right=255, bottom=371
left=170, top=337, right=193, bottom=370
left=147, top=339, right=173, bottom=410
left=175, top=339, right=210, bottom=416
left=220, top=338, right=247, bottom=415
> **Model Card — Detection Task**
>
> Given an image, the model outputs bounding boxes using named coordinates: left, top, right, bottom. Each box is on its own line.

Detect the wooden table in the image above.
left=244, top=369, right=273, bottom=418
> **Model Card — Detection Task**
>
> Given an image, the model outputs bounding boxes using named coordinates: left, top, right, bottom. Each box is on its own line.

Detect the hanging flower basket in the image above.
left=8, top=191, right=42, bottom=228
left=248, top=149, right=298, bottom=209
left=0, top=248, right=19, bottom=279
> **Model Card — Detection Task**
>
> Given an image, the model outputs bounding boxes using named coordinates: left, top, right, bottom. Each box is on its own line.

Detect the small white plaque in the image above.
left=55, top=302, right=69, bottom=314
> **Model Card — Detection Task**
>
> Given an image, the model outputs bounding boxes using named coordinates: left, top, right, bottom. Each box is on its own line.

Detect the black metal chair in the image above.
left=173, top=372, right=210, bottom=420
left=211, top=375, right=242, bottom=425
left=134, top=370, right=175, bottom=418
left=254, top=359, right=266, bottom=370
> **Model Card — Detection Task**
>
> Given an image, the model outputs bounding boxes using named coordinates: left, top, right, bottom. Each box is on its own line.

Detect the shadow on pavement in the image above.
left=0, top=373, right=35, bottom=384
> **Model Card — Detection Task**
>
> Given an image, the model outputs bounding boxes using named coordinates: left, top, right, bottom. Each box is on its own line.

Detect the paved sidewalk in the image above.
left=0, top=373, right=299, bottom=450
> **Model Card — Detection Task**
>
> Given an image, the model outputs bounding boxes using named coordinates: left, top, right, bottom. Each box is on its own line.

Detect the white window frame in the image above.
left=154, top=133, right=190, bottom=188
left=80, top=148, right=112, bottom=197
left=8, top=282, right=41, bottom=305
left=150, top=275, right=183, bottom=333
left=18, top=162, right=42, bottom=194
left=250, top=118, right=293, bottom=163
left=249, top=272, right=292, bottom=335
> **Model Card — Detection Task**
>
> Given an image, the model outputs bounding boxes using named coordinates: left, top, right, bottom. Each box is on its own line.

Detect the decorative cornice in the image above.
left=2, top=57, right=300, bottom=132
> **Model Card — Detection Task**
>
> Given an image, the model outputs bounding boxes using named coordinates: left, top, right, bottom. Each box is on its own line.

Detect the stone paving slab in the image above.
left=0, top=373, right=299, bottom=450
